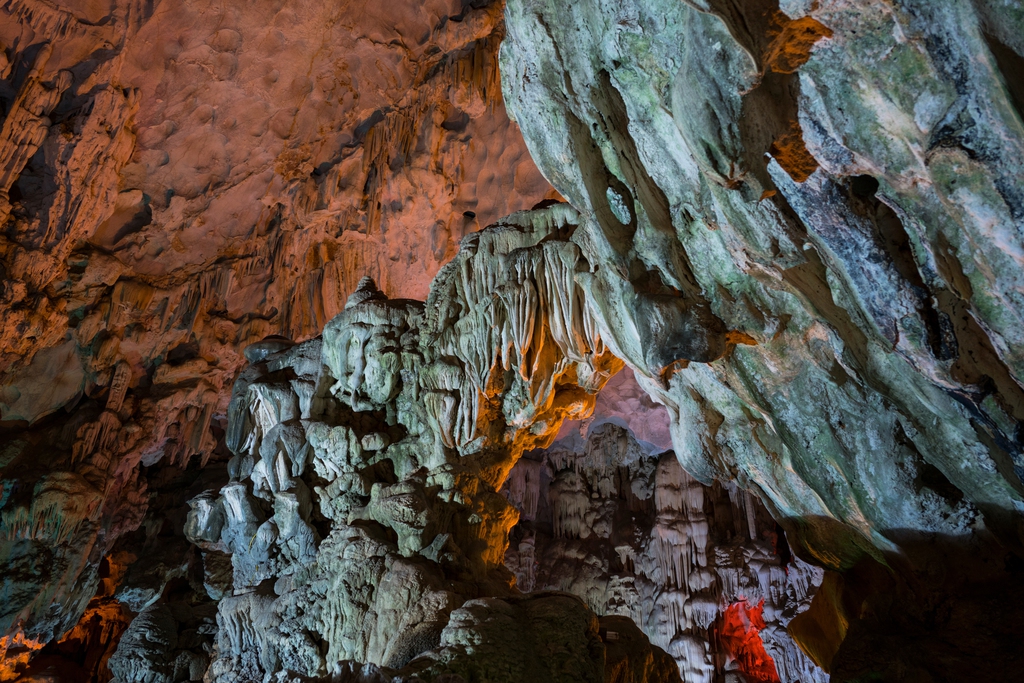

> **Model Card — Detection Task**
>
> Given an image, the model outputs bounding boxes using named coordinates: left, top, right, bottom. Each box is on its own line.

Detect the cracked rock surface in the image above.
left=501, top=0, right=1024, bottom=678
left=3, top=0, right=1024, bottom=681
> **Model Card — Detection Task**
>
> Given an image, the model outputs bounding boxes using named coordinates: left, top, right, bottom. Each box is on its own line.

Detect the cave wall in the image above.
left=2, top=0, right=1024, bottom=681
left=499, top=0, right=1024, bottom=677
left=501, top=0, right=1024, bottom=550
left=0, top=0, right=554, bottom=655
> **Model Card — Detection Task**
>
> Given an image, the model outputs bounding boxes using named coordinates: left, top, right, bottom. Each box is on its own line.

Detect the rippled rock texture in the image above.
left=3, top=0, right=1024, bottom=681
left=0, top=0, right=552, bottom=665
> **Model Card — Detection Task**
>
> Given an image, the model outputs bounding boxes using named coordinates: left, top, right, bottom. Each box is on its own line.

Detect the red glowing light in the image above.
left=718, top=599, right=781, bottom=683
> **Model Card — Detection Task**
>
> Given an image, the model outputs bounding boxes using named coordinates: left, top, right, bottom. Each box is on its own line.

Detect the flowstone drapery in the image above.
left=172, top=205, right=680, bottom=682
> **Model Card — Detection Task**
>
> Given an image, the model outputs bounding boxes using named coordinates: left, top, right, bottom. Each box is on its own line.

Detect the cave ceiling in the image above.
left=2, top=0, right=1024, bottom=682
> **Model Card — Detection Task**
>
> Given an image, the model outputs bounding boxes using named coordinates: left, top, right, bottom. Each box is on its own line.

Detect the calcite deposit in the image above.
left=173, top=207, right=675, bottom=682
left=503, top=421, right=825, bottom=683
left=0, top=0, right=553, bottom=667
left=2, top=0, right=1024, bottom=681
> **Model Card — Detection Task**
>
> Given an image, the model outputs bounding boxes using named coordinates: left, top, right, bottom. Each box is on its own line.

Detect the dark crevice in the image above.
left=926, top=237, right=1024, bottom=487
left=847, top=176, right=957, bottom=361
left=781, top=249, right=870, bottom=372
left=740, top=69, right=804, bottom=188
left=983, top=31, right=1024, bottom=126
left=932, top=246, right=1024, bottom=421
left=697, top=0, right=826, bottom=188
left=916, top=462, right=965, bottom=505
left=773, top=521, right=793, bottom=566
left=564, top=106, right=636, bottom=259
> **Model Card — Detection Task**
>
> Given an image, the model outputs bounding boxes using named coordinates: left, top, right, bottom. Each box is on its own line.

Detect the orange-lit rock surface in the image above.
left=1, top=0, right=552, bottom=419
left=5, top=0, right=1024, bottom=680
left=0, top=0, right=551, bottom=650
left=0, top=631, right=43, bottom=681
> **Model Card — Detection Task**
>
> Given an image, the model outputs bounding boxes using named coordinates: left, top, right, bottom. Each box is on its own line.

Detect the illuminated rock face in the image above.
left=503, top=423, right=826, bottom=683
left=3, top=0, right=1024, bottom=681
left=500, top=0, right=1024, bottom=678
left=501, top=0, right=1024, bottom=549
left=0, top=0, right=552, bottom=655
left=156, top=202, right=820, bottom=683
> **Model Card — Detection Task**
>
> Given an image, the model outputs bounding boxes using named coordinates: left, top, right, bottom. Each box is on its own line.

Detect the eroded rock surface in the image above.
left=504, top=422, right=825, bottom=683
left=0, top=0, right=553, bottom=657
left=501, top=0, right=1024, bottom=678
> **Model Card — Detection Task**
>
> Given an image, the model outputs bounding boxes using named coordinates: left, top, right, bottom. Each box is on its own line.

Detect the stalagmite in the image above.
left=3, top=0, right=1024, bottom=680
left=505, top=424, right=824, bottom=682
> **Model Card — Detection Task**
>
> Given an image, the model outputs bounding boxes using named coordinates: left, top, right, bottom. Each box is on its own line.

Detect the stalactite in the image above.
left=506, top=423, right=825, bottom=683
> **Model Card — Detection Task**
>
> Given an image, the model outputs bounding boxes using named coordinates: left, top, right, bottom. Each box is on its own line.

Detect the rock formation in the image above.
left=0, top=0, right=553, bottom=668
left=504, top=418, right=826, bottom=683
left=500, top=0, right=1024, bottom=678
left=173, top=205, right=676, bottom=682
left=2, top=0, right=1024, bottom=681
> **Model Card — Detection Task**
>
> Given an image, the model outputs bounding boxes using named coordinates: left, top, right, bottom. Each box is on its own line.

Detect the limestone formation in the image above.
left=504, top=422, right=825, bottom=683
left=0, top=0, right=553, bottom=660
left=178, top=206, right=676, bottom=682
left=501, top=0, right=1024, bottom=677
left=2, top=0, right=1024, bottom=681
